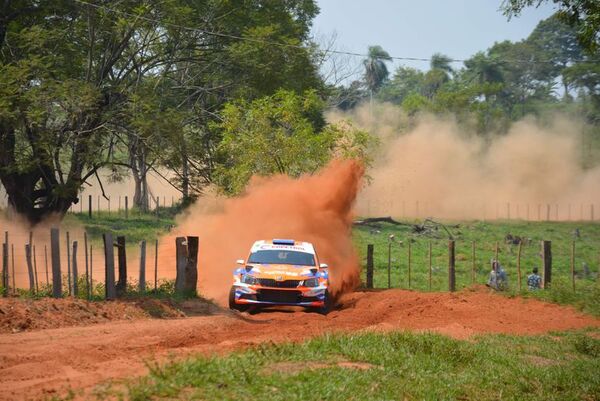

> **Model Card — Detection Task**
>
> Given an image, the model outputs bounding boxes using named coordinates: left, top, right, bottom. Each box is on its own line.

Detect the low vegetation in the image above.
left=65, top=212, right=600, bottom=315
left=97, top=329, right=600, bottom=401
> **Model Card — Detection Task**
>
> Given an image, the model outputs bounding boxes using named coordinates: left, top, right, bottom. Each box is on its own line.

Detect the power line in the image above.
left=72, top=0, right=567, bottom=66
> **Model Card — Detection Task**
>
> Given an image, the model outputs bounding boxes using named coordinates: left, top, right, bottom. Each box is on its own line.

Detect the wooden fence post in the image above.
left=175, top=237, right=187, bottom=293
left=125, top=196, right=129, bottom=219
left=471, top=241, right=476, bottom=285
left=25, top=244, right=35, bottom=293
left=1, top=239, right=7, bottom=296
left=11, top=244, right=15, bottom=293
left=542, top=240, right=552, bottom=289
left=387, top=241, right=391, bottom=289
left=154, top=239, right=158, bottom=291
left=50, top=228, right=62, bottom=298
left=72, top=241, right=78, bottom=297
left=84, top=232, right=89, bottom=299
left=88, top=195, right=92, bottom=218
left=89, top=244, right=93, bottom=299
left=44, top=245, right=49, bottom=285
left=407, top=241, right=412, bottom=289
left=428, top=241, right=432, bottom=291
left=103, top=233, right=116, bottom=300
left=495, top=241, right=499, bottom=266
left=139, top=241, right=146, bottom=292
left=366, top=244, right=374, bottom=289
left=116, top=236, right=127, bottom=297
left=33, top=245, right=38, bottom=293
left=517, top=241, right=523, bottom=291
left=448, top=240, right=456, bottom=292
left=66, top=231, right=71, bottom=295
left=184, top=236, right=199, bottom=295
left=570, top=241, right=575, bottom=291
left=156, top=196, right=160, bottom=220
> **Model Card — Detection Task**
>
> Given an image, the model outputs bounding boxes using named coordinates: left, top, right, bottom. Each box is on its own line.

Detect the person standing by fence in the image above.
left=527, top=267, right=542, bottom=290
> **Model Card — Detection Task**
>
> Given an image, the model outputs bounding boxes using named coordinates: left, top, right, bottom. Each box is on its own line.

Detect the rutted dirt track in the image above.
left=0, top=288, right=598, bottom=401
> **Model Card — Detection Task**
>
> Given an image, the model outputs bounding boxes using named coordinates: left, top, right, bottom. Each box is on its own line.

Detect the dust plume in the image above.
left=330, top=103, right=600, bottom=221
left=158, top=160, right=364, bottom=305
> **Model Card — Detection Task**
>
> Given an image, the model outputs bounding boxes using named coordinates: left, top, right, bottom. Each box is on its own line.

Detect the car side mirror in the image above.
left=236, top=259, right=245, bottom=265
left=320, top=263, right=328, bottom=269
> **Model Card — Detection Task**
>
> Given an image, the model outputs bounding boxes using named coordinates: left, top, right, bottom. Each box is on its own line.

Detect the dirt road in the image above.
left=1, top=288, right=598, bottom=400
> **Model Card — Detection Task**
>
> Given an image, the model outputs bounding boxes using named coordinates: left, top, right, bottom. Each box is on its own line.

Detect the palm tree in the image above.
left=363, top=45, right=392, bottom=102
left=464, top=52, right=504, bottom=85
left=430, top=52, right=454, bottom=81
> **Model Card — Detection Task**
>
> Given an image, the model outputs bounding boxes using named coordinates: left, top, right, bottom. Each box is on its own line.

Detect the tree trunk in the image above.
left=129, top=134, right=149, bottom=211
left=0, top=126, right=78, bottom=224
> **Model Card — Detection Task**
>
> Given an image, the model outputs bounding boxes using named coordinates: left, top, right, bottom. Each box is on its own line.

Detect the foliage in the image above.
left=214, top=90, right=373, bottom=194
left=362, top=45, right=392, bottom=95
left=0, top=0, right=324, bottom=222
left=501, top=0, right=600, bottom=53
left=102, top=329, right=600, bottom=400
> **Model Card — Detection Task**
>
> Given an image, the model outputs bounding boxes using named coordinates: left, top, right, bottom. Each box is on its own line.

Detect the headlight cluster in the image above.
left=241, top=274, right=258, bottom=285
left=303, top=277, right=319, bottom=287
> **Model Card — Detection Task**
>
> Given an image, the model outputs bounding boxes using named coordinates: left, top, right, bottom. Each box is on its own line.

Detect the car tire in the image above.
left=228, top=287, right=249, bottom=312
left=314, top=289, right=332, bottom=315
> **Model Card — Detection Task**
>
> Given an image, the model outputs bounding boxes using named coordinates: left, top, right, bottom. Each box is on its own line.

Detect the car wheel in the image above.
left=228, top=287, right=249, bottom=312
left=314, top=289, right=332, bottom=315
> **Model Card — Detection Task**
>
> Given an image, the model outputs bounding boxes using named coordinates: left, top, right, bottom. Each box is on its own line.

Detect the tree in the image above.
left=363, top=46, right=392, bottom=99
left=430, top=53, right=454, bottom=79
left=214, top=90, right=372, bottom=194
left=527, top=13, right=585, bottom=97
left=377, top=66, right=425, bottom=104
left=501, top=0, right=600, bottom=53
left=0, top=0, right=324, bottom=222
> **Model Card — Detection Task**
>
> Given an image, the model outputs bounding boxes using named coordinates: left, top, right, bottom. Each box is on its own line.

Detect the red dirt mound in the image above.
left=0, top=288, right=597, bottom=400
left=0, top=297, right=189, bottom=334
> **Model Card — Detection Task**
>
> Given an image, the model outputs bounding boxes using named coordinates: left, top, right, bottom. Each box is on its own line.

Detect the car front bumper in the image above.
left=233, top=285, right=327, bottom=307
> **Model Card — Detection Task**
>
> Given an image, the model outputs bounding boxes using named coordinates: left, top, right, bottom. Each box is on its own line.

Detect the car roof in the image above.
left=250, top=239, right=316, bottom=255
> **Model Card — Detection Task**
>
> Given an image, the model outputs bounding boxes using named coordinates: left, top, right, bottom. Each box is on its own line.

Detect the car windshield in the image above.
left=248, top=250, right=316, bottom=266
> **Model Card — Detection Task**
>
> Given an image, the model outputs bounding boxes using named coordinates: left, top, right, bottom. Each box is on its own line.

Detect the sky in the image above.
left=312, top=0, right=557, bottom=81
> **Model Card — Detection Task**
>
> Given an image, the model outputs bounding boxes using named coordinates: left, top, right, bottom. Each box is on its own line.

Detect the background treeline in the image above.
left=0, top=0, right=598, bottom=223
left=332, top=14, right=600, bottom=139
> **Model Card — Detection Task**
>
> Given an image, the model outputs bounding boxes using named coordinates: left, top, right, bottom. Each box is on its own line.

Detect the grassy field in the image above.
left=95, top=328, right=600, bottom=401
left=65, top=212, right=600, bottom=315
left=353, top=219, right=600, bottom=315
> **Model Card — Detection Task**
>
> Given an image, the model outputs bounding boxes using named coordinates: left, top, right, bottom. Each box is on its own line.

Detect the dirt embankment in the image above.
left=0, top=288, right=598, bottom=400
left=0, top=297, right=218, bottom=334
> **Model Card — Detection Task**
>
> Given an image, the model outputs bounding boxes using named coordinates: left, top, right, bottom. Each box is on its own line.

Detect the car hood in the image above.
left=248, top=264, right=315, bottom=278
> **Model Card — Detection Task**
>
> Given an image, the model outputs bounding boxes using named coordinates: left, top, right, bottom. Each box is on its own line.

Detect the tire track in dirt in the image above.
left=0, top=288, right=598, bottom=400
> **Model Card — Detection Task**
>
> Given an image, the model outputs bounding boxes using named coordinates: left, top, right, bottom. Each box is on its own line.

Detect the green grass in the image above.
left=353, top=219, right=600, bottom=315
left=65, top=208, right=176, bottom=245
left=66, top=212, right=600, bottom=314
left=96, top=329, right=600, bottom=401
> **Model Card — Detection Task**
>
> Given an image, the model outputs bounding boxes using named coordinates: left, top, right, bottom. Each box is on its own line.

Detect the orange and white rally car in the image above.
left=228, top=239, right=331, bottom=313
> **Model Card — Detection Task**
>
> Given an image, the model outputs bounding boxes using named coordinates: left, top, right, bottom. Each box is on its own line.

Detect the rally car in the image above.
left=228, top=239, right=331, bottom=314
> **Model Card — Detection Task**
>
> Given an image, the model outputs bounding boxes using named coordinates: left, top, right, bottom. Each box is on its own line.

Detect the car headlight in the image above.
left=303, top=277, right=319, bottom=287
left=241, top=274, right=258, bottom=285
